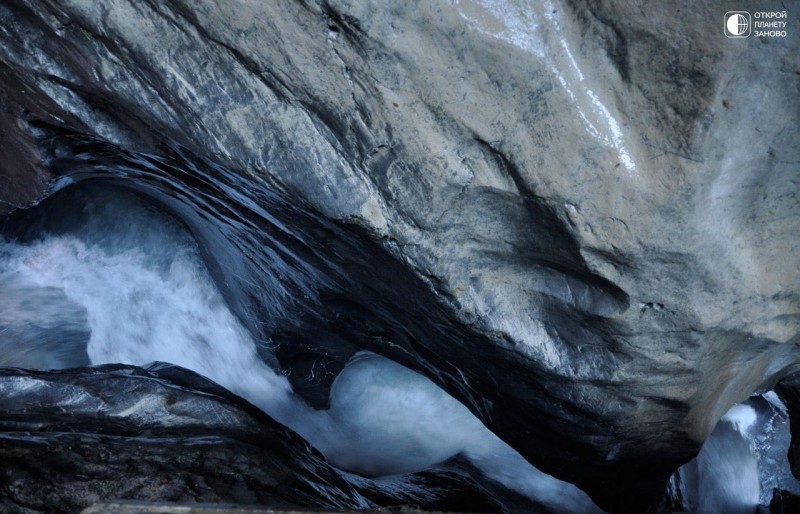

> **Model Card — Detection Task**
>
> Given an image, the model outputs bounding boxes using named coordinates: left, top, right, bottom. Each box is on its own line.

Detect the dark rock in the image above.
left=0, top=63, right=58, bottom=215
left=0, top=363, right=368, bottom=512
left=769, top=488, right=800, bottom=514
left=0, top=363, right=541, bottom=513
left=776, top=372, right=800, bottom=480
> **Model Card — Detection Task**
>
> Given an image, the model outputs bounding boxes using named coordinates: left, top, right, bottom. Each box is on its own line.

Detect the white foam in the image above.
left=722, top=404, right=758, bottom=434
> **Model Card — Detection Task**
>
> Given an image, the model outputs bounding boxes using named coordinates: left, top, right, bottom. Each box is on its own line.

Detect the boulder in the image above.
left=0, top=1, right=797, bottom=510
left=0, top=363, right=540, bottom=513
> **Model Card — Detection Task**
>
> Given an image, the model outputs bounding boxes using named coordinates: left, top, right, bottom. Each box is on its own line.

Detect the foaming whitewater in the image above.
left=670, top=404, right=759, bottom=513
left=324, top=353, right=600, bottom=513
left=0, top=186, right=601, bottom=513
left=670, top=396, right=800, bottom=513
left=0, top=190, right=301, bottom=427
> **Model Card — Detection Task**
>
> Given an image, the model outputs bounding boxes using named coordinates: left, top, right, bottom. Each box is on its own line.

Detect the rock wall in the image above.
left=0, top=1, right=798, bottom=511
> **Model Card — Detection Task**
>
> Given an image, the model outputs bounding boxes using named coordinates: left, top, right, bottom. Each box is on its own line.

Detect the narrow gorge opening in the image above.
left=0, top=181, right=600, bottom=513
left=669, top=393, right=799, bottom=513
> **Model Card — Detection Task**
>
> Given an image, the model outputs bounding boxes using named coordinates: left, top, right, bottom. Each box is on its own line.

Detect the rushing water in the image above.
left=669, top=394, right=800, bottom=513
left=0, top=180, right=600, bottom=513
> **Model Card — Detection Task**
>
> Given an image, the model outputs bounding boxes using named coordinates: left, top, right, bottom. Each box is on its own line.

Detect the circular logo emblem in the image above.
left=724, top=12, right=751, bottom=38
left=726, top=13, right=749, bottom=36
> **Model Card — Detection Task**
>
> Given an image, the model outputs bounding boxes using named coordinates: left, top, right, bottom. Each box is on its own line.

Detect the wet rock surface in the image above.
left=0, top=363, right=540, bottom=514
left=776, top=373, right=800, bottom=481
left=769, top=489, right=800, bottom=514
left=0, top=0, right=798, bottom=512
left=0, top=363, right=358, bottom=513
